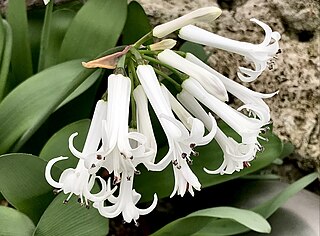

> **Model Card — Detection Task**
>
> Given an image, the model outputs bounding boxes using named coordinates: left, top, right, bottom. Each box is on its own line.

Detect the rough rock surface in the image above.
left=137, top=0, right=320, bottom=172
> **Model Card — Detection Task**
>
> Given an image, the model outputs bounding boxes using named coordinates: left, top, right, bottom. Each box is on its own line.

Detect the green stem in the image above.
left=114, top=54, right=126, bottom=75
left=130, top=47, right=144, bottom=65
left=153, top=68, right=182, bottom=92
left=133, top=31, right=153, bottom=48
left=37, top=0, right=53, bottom=71
left=138, top=49, right=160, bottom=55
left=128, top=60, right=137, bottom=129
left=142, top=55, right=187, bottom=81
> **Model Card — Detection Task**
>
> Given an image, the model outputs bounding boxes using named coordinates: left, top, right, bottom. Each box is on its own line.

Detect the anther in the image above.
left=127, top=176, right=131, bottom=181
left=190, top=143, right=196, bottom=149
left=181, top=153, right=187, bottom=159
left=276, top=49, right=282, bottom=54
left=187, top=159, right=193, bottom=165
left=85, top=204, right=90, bottom=209
left=91, top=164, right=96, bottom=168
left=134, top=170, right=141, bottom=175
left=77, top=198, right=81, bottom=203
left=177, top=165, right=181, bottom=169
left=135, top=221, right=140, bottom=227
left=130, top=156, right=133, bottom=160
left=63, top=199, right=69, bottom=204
left=172, top=160, right=178, bottom=165
left=53, top=189, right=61, bottom=195
left=96, top=155, right=102, bottom=160
left=243, top=162, right=251, bottom=168
left=192, top=151, right=199, bottom=157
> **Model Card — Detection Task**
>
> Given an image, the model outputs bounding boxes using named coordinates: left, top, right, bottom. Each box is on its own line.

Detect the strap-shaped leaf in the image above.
left=6, top=0, right=33, bottom=84
left=151, top=173, right=318, bottom=236
left=0, top=19, right=12, bottom=101
left=122, top=1, right=152, bottom=45
left=0, top=206, right=35, bottom=236
left=0, top=60, right=96, bottom=153
left=59, top=0, right=127, bottom=62
left=0, top=154, right=62, bottom=223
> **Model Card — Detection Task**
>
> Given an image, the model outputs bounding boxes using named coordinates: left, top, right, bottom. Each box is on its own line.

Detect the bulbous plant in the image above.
left=0, top=1, right=316, bottom=236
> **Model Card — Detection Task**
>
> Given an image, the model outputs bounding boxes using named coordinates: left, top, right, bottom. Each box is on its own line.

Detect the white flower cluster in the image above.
left=45, top=6, right=280, bottom=225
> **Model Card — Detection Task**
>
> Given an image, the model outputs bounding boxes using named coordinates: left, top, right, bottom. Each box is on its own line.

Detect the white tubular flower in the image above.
left=185, top=53, right=278, bottom=123
left=93, top=170, right=158, bottom=225
left=153, top=6, right=222, bottom=38
left=157, top=49, right=228, bottom=101
left=96, top=74, right=154, bottom=183
left=133, top=85, right=157, bottom=164
left=148, top=39, right=177, bottom=51
left=204, top=128, right=256, bottom=175
left=137, top=65, right=216, bottom=197
left=179, top=19, right=281, bottom=82
left=45, top=100, right=115, bottom=205
left=43, top=0, right=50, bottom=5
left=182, top=78, right=264, bottom=146
left=178, top=90, right=257, bottom=175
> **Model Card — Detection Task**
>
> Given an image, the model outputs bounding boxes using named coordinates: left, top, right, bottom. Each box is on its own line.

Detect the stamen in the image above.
left=113, top=176, right=121, bottom=185
left=63, top=193, right=73, bottom=204
left=190, top=143, right=196, bottom=149
left=187, top=159, right=193, bottom=165
left=243, top=162, right=251, bottom=168
left=96, top=154, right=102, bottom=160
left=91, top=164, right=96, bottom=168
left=134, top=170, right=141, bottom=175
left=191, top=151, right=199, bottom=156
left=172, top=160, right=178, bottom=165
left=177, top=165, right=181, bottom=169
left=135, top=221, right=140, bottom=227
left=53, top=189, right=62, bottom=195
left=276, top=49, right=282, bottom=54
left=127, top=176, right=131, bottom=181
left=181, top=153, right=187, bottom=159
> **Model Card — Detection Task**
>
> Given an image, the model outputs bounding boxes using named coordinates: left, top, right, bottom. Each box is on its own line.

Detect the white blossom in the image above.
left=153, top=6, right=222, bottom=38
left=179, top=19, right=281, bottom=82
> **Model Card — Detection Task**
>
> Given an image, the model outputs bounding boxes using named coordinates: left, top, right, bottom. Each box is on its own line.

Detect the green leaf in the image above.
left=279, top=141, right=295, bottom=159
left=39, top=119, right=91, bottom=169
left=0, top=206, right=35, bottom=236
left=136, top=128, right=282, bottom=202
left=0, top=60, right=96, bottom=153
left=0, top=19, right=13, bottom=101
left=42, top=9, right=76, bottom=69
left=180, top=41, right=209, bottom=62
left=152, top=207, right=270, bottom=236
left=59, top=0, right=127, bottom=62
left=37, top=0, right=54, bottom=71
left=57, top=69, right=102, bottom=110
left=0, top=17, right=5, bottom=64
left=194, top=173, right=319, bottom=236
left=151, top=173, right=318, bottom=236
left=7, top=0, right=33, bottom=84
left=122, top=1, right=152, bottom=45
left=33, top=194, right=109, bottom=236
left=0, top=154, right=62, bottom=223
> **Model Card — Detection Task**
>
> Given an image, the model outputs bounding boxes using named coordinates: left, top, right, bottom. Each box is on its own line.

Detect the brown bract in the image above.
left=82, top=45, right=131, bottom=69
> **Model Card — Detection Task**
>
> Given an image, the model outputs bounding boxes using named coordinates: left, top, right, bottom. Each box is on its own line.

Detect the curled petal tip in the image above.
left=45, top=156, right=69, bottom=189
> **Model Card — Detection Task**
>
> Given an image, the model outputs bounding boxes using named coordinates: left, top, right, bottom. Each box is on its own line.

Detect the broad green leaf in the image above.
left=0, top=154, right=61, bottom=223
left=0, top=206, right=35, bottom=236
left=7, top=0, right=33, bottom=84
left=180, top=41, right=209, bottom=62
left=42, top=9, right=76, bottom=69
left=152, top=207, right=270, bottom=236
left=59, top=0, right=127, bottom=62
left=0, top=60, right=96, bottom=153
left=122, top=1, right=152, bottom=45
left=33, top=194, right=109, bottom=236
left=0, top=19, right=12, bottom=100
left=57, top=69, right=102, bottom=109
left=40, top=119, right=91, bottom=169
left=151, top=173, right=318, bottom=236
left=136, top=129, right=282, bottom=202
